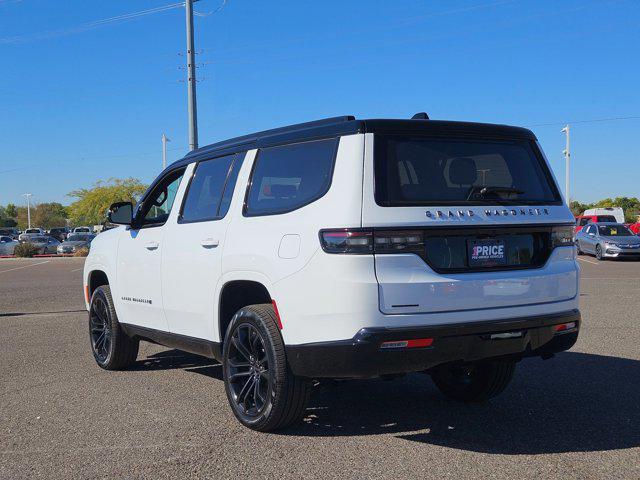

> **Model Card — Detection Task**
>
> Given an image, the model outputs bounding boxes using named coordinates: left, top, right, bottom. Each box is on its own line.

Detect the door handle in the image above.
left=200, top=238, right=219, bottom=248
left=145, top=241, right=159, bottom=250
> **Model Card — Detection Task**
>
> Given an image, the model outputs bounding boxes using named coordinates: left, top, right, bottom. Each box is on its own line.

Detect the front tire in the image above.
left=223, top=304, right=309, bottom=431
left=430, top=360, right=516, bottom=402
left=89, top=285, right=139, bottom=370
left=595, top=244, right=605, bottom=261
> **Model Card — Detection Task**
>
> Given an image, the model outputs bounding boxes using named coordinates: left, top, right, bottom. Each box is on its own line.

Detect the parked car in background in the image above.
left=57, top=233, right=95, bottom=254
left=629, top=222, right=640, bottom=235
left=583, top=207, right=625, bottom=224
left=48, top=227, right=71, bottom=242
left=576, top=223, right=640, bottom=260
left=575, top=214, right=618, bottom=232
left=18, top=228, right=45, bottom=242
left=73, top=226, right=93, bottom=234
left=26, top=235, right=61, bottom=254
left=0, top=236, right=19, bottom=255
left=0, top=228, right=20, bottom=239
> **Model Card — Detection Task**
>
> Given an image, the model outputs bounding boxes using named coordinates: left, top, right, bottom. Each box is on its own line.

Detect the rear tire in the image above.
left=89, top=285, right=139, bottom=370
left=430, top=360, right=516, bottom=402
left=223, top=304, right=309, bottom=432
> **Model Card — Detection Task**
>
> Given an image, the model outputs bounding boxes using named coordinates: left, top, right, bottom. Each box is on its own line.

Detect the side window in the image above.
left=579, top=217, right=589, bottom=226
left=180, top=153, right=243, bottom=223
left=245, top=138, right=338, bottom=216
left=140, top=169, right=185, bottom=227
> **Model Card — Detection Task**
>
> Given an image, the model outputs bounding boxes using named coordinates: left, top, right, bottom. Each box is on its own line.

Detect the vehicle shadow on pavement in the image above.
left=133, top=350, right=223, bottom=379
left=282, top=352, right=640, bottom=455
left=0, top=309, right=86, bottom=317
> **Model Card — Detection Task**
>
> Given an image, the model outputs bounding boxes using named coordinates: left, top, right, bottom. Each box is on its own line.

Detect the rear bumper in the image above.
left=286, top=309, right=580, bottom=379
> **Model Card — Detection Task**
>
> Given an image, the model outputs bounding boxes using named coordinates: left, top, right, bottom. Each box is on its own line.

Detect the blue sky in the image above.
left=0, top=0, right=638, bottom=207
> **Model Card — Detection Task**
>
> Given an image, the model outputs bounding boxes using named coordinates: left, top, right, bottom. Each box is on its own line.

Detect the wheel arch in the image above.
left=218, top=279, right=273, bottom=346
left=88, top=269, right=110, bottom=298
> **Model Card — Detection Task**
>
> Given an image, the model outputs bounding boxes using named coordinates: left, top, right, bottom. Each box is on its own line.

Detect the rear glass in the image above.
left=596, top=215, right=616, bottom=222
left=598, top=225, right=632, bottom=236
left=374, top=136, right=561, bottom=206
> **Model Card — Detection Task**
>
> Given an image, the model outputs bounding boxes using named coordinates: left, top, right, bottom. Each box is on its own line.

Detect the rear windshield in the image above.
left=374, top=136, right=561, bottom=206
left=597, top=215, right=616, bottom=222
left=598, top=225, right=632, bottom=236
left=68, top=234, right=91, bottom=241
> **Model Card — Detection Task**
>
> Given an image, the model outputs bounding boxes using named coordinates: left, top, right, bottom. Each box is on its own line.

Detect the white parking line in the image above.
left=0, top=260, right=50, bottom=274
left=578, top=257, right=599, bottom=265
left=69, top=268, right=84, bottom=272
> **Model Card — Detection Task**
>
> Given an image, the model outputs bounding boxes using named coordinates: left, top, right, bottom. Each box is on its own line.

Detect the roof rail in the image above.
left=262, top=115, right=356, bottom=137
left=411, top=112, right=430, bottom=120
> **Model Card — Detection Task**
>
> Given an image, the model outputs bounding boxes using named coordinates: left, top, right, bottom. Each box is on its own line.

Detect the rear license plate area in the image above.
left=468, top=238, right=507, bottom=267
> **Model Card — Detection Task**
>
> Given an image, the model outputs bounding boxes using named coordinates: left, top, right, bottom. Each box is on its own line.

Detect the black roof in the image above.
left=169, top=115, right=536, bottom=170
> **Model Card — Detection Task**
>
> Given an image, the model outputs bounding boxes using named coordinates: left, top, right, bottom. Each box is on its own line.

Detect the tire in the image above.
left=595, top=244, right=605, bottom=261
left=430, top=360, right=516, bottom=402
left=576, top=242, right=583, bottom=255
left=222, top=304, right=309, bottom=432
left=89, top=285, right=139, bottom=370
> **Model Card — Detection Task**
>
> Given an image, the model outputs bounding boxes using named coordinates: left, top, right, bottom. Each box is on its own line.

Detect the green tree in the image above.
left=5, top=203, right=17, bottom=218
left=14, top=203, right=68, bottom=230
left=67, top=178, right=147, bottom=226
left=569, top=200, right=591, bottom=217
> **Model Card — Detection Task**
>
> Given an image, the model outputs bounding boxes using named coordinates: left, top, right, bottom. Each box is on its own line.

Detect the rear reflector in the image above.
left=84, top=285, right=90, bottom=304
left=271, top=300, right=283, bottom=330
left=554, top=322, right=576, bottom=332
left=380, top=338, right=433, bottom=349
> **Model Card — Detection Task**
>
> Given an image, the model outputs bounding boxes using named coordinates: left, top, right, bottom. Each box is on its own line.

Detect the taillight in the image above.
left=551, top=226, right=575, bottom=248
left=319, top=229, right=424, bottom=254
left=373, top=230, right=424, bottom=254
left=319, top=229, right=373, bottom=254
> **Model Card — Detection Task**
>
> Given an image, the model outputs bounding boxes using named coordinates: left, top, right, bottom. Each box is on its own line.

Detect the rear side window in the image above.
left=245, top=138, right=338, bottom=216
left=180, top=153, right=243, bottom=223
left=374, top=136, right=561, bottom=206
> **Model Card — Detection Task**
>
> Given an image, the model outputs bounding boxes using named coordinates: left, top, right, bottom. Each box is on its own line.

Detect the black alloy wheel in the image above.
left=226, top=323, right=271, bottom=417
left=222, top=304, right=309, bottom=431
left=88, top=285, right=138, bottom=370
left=90, top=294, right=112, bottom=364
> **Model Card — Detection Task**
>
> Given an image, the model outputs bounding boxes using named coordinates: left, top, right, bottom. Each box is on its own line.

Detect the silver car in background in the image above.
left=25, top=235, right=61, bottom=254
left=0, top=236, right=19, bottom=255
left=576, top=222, right=640, bottom=260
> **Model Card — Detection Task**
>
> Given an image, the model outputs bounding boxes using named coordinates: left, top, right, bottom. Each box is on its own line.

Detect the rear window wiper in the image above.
left=467, top=185, right=524, bottom=201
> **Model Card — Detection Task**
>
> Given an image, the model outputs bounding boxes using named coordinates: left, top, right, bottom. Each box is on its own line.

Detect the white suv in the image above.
left=83, top=115, right=580, bottom=431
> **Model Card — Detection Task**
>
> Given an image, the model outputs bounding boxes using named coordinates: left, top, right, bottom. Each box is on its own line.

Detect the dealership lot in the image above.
left=0, top=257, right=638, bottom=479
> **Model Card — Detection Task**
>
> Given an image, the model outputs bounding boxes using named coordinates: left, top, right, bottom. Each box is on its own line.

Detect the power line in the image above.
left=525, top=115, right=640, bottom=127
left=0, top=2, right=184, bottom=45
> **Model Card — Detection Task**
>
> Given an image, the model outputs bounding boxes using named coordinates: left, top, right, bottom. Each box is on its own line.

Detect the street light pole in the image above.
left=22, top=193, right=33, bottom=229
left=561, top=124, right=570, bottom=204
left=162, top=133, right=170, bottom=170
left=185, top=0, right=198, bottom=151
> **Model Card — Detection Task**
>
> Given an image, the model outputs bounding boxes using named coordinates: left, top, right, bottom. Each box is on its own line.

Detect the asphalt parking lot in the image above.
left=1, top=256, right=639, bottom=479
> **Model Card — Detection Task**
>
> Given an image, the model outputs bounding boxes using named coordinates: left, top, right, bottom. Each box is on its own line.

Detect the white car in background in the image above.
left=18, top=228, right=45, bottom=242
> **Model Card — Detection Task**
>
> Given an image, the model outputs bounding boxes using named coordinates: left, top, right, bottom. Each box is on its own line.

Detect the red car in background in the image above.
left=629, top=223, right=640, bottom=235
left=575, top=214, right=618, bottom=232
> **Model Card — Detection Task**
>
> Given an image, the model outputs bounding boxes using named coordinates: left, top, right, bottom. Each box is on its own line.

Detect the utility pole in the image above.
left=185, top=0, right=198, bottom=151
left=22, top=193, right=33, bottom=229
left=162, top=133, right=170, bottom=170
left=561, top=124, right=570, bottom=204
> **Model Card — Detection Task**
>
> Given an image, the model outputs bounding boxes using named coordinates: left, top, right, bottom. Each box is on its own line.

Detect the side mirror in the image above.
left=108, top=202, right=133, bottom=225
